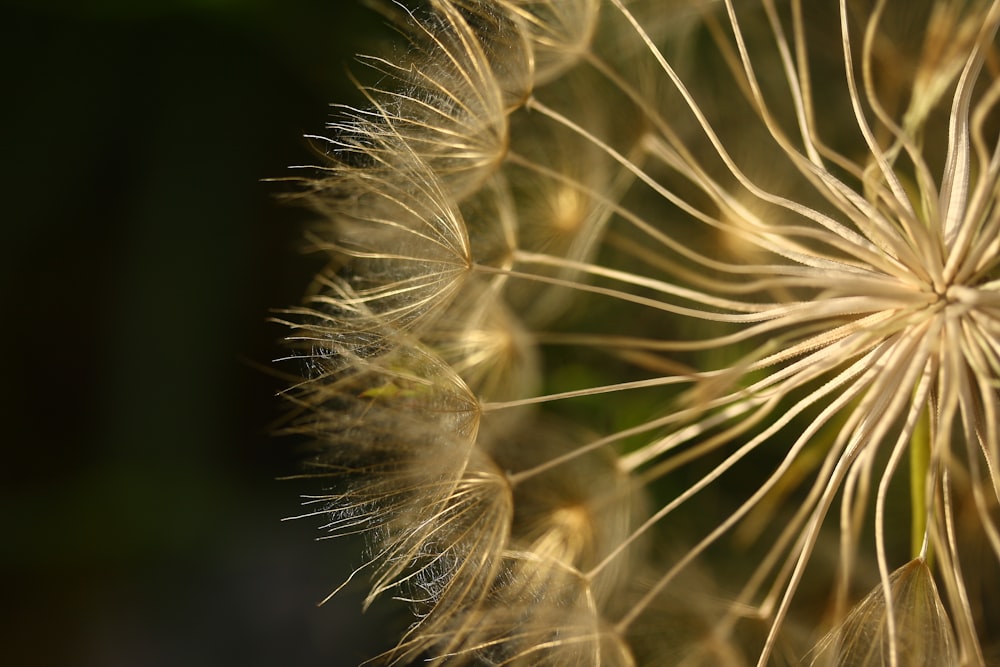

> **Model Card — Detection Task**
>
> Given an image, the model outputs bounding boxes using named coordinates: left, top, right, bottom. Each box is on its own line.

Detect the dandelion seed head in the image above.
left=280, top=0, right=1000, bottom=663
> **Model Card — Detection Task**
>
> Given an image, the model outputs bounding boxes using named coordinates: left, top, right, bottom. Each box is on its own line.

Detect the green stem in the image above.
left=910, top=404, right=931, bottom=562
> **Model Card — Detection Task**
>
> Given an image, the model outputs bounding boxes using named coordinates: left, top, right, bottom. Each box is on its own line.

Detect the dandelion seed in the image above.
left=808, top=558, right=958, bottom=667
left=305, top=0, right=520, bottom=204
left=423, top=285, right=542, bottom=404
left=281, top=340, right=514, bottom=663
left=290, top=146, right=474, bottom=354
left=498, top=0, right=601, bottom=85
left=439, top=416, right=638, bottom=665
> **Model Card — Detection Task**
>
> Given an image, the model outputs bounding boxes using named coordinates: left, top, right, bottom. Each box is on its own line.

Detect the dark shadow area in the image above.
left=0, top=1, right=407, bottom=664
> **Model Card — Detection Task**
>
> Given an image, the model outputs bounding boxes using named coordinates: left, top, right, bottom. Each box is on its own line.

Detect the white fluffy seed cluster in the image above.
left=278, top=1, right=1000, bottom=665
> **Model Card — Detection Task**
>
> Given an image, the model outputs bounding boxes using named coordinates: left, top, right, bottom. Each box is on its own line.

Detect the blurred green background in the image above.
left=1, top=1, right=407, bottom=664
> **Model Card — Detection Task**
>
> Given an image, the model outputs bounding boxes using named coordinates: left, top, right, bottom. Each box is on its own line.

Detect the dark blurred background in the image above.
left=1, top=1, right=407, bottom=664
